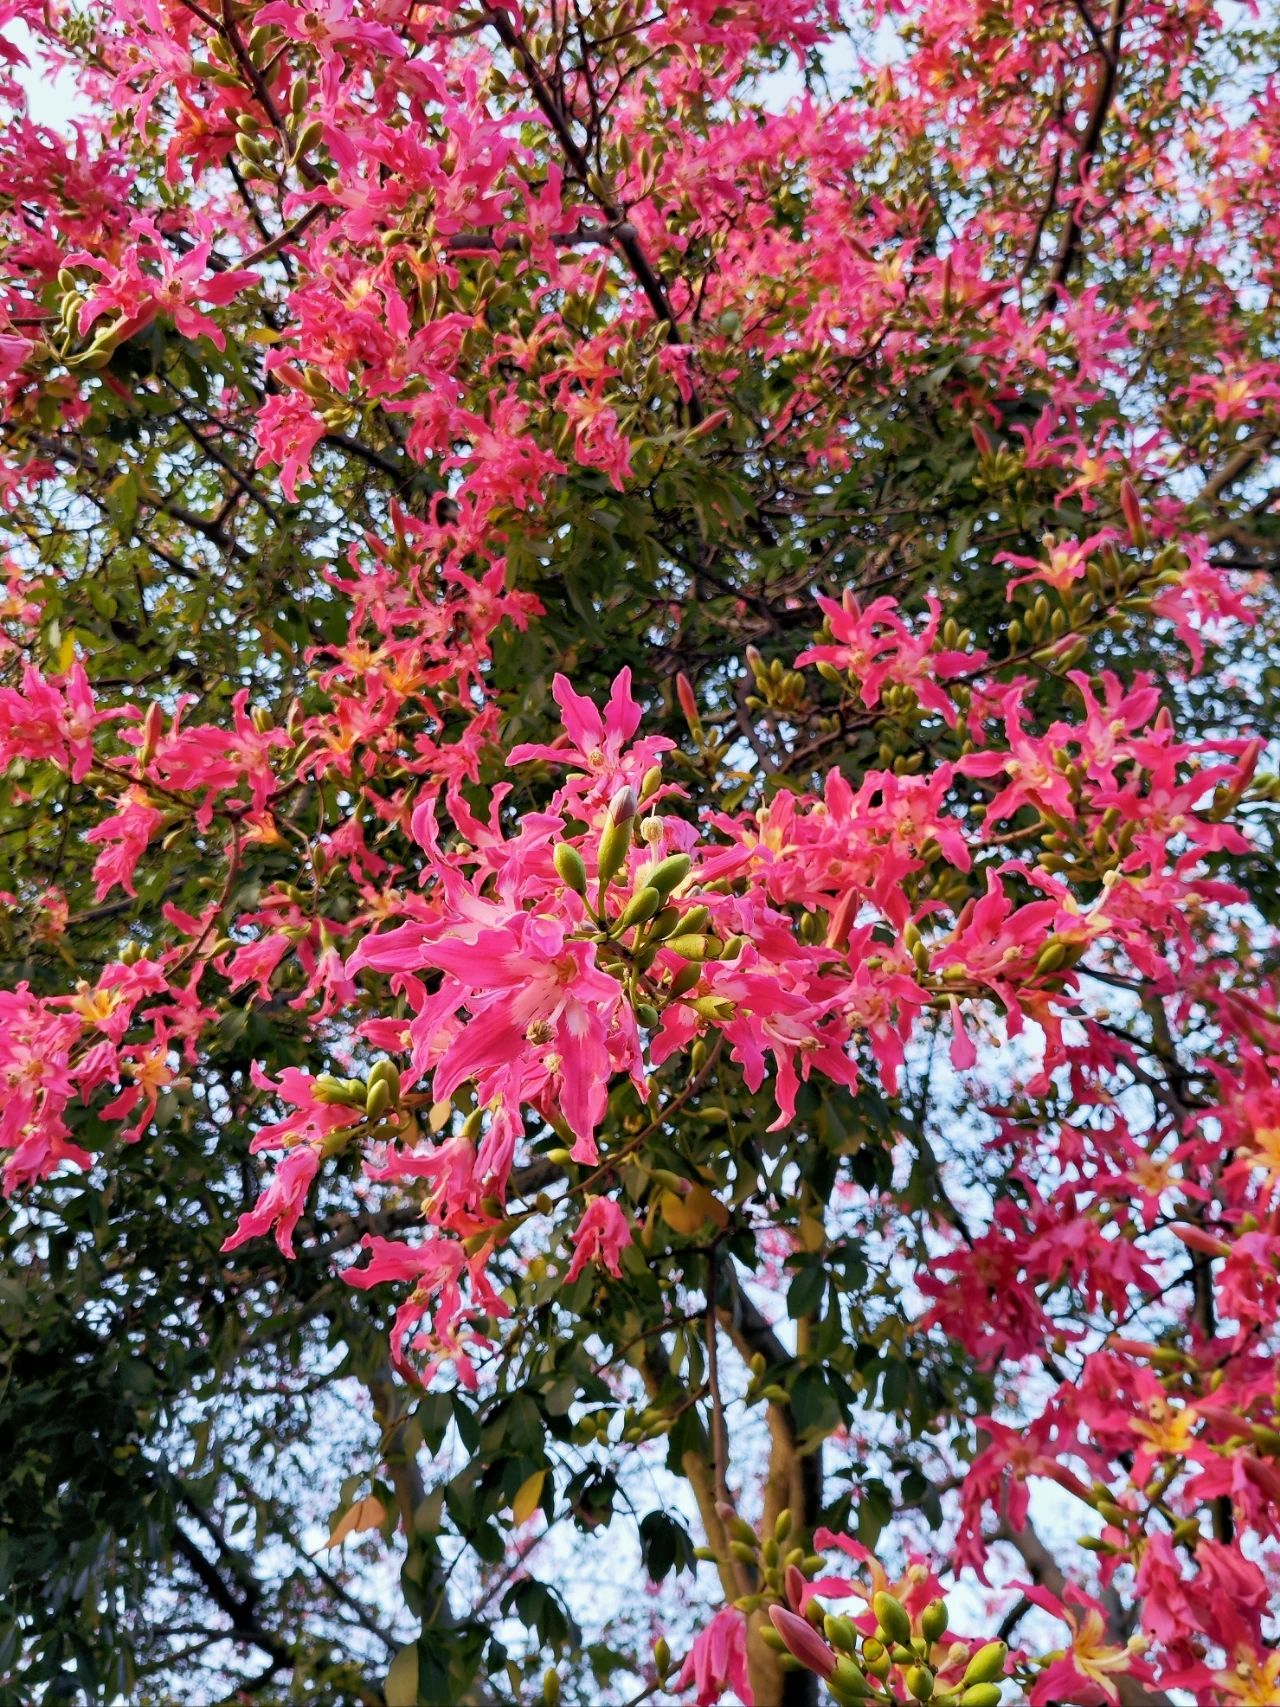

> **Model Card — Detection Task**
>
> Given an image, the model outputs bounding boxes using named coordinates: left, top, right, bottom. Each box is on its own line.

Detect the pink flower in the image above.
left=507, top=668, right=672, bottom=790
left=85, top=788, right=165, bottom=899
left=565, top=1197, right=632, bottom=1281
left=221, top=1144, right=321, bottom=1260
left=676, top=1608, right=754, bottom=1706
left=0, top=661, right=118, bottom=781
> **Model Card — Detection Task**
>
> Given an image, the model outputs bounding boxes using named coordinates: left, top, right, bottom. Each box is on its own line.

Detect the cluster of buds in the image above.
left=694, top=1504, right=825, bottom=1596
left=552, top=791, right=742, bottom=1025
left=49, top=268, right=123, bottom=372
left=745, top=645, right=809, bottom=717
left=763, top=1568, right=1011, bottom=1707
left=314, top=1057, right=402, bottom=1124
left=968, top=420, right=1024, bottom=494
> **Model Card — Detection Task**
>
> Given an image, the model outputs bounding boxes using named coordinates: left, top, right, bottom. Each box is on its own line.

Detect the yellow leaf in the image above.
left=325, top=1494, right=386, bottom=1548
left=511, top=1470, right=545, bottom=1527
left=428, top=1098, right=452, bottom=1133
left=798, top=1211, right=826, bottom=1252
left=57, top=629, right=77, bottom=674
left=661, top=1184, right=727, bottom=1235
left=384, top=1643, right=420, bottom=1707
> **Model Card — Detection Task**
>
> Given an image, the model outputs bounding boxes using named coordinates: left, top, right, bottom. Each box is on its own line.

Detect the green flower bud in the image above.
left=906, top=1665, right=934, bottom=1702
left=824, top=1615, right=857, bottom=1653
left=961, top=1643, right=1008, bottom=1688
left=597, top=786, right=637, bottom=887
left=666, top=934, right=713, bottom=961
left=646, top=852, right=692, bottom=897
left=367, top=1059, right=401, bottom=1105
left=921, top=1600, right=949, bottom=1643
left=617, top=886, right=662, bottom=931
left=830, top=1656, right=872, bottom=1699
left=553, top=843, right=588, bottom=895
left=959, top=1686, right=1003, bottom=1707
left=872, top=1592, right=912, bottom=1648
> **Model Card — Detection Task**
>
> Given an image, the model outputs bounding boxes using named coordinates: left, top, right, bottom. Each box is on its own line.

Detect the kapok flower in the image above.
left=565, top=1197, right=632, bottom=1282
left=676, top=1607, right=754, bottom=1706
left=1022, top=1583, right=1151, bottom=1705
left=222, top=1144, right=322, bottom=1261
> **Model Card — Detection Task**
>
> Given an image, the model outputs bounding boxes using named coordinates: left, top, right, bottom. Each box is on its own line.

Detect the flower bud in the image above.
left=666, top=934, right=714, bottom=961
left=824, top=1615, right=857, bottom=1653
left=768, top=1608, right=835, bottom=1680
left=646, top=852, right=692, bottom=897
left=961, top=1642, right=1008, bottom=1688
left=830, top=1655, right=873, bottom=1699
left=597, top=787, right=637, bottom=886
left=872, top=1592, right=912, bottom=1648
left=959, top=1687, right=1003, bottom=1707
left=367, top=1059, right=401, bottom=1106
left=1120, top=478, right=1148, bottom=548
left=676, top=672, right=701, bottom=734
left=365, top=1078, right=393, bottom=1121
left=906, top=1666, right=934, bottom=1701
left=921, top=1600, right=948, bottom=1643
left=554, top=843, right=588, bottom=895
left=138, top=700, right=164, bottom=767
left=617, top=886, right=661, bottom=932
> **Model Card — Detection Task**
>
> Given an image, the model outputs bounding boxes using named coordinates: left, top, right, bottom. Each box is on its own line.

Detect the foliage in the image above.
left=1, top=0, right=1279, bottom=1702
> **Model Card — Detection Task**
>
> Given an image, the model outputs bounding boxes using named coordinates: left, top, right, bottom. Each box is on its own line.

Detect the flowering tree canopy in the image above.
left=1, top=0, right=1279, bottom=1701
